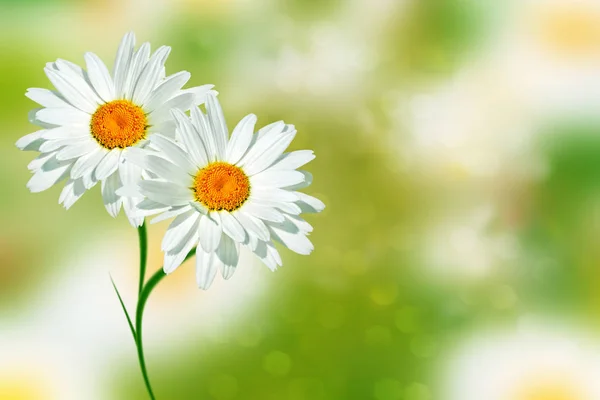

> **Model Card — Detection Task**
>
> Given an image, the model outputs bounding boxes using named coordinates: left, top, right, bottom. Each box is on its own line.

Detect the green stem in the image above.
left=138, top=223, right=148, bottom=295
left=133, top=245, right=196, bottom=400
left=135, top=274, right=160, bottom=400
left=113, top=224, right=197, bottom=399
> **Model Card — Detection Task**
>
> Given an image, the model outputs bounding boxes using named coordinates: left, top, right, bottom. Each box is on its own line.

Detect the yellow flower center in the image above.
left=193, top=162, right=250, bottom=211
left=534, top=6, right=600, bottom=57
left=90, top=100, right=147, bottom=149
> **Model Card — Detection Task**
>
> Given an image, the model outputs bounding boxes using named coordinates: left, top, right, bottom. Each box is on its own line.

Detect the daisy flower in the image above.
left=16, top=32, right=215, bottom=226
left=491, top=0, right=600, bottom=116
left=443, top=323, right=600, bottom=400
left=125, top=94, right=324, bottom=289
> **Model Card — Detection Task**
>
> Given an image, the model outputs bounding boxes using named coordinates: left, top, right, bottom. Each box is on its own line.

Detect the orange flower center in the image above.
left=193, top=162, right=250, bottom=211
left=90, top=100, right=147, bottom=149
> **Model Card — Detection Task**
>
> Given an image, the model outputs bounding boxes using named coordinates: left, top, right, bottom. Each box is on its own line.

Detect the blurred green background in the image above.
left=3, top=0, right=600, bottom=399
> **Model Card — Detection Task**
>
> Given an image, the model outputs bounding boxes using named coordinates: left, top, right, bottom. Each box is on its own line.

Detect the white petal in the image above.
left=270, top=226, right=314, bottom=255
left=219, top=211, right=246, bottom=243
left=40, top=126, right=88, bottom=140
left=285, top=214, right=313, bottom=234
left=150, top=205, right=192, bottom=224
left=195, top=246, right=221, bottom=290
left=138, top=180, right=193, bottom=206
left=179, top=84, right=216, bottom=106
left=221, top=264, right=236, bottom=280
left=234, top=211, right=269, bottom=241
left=267, top=217, right=302, bottom=235
left=251, top=169, right=305, bottom=188
left=148, top=93, right=195, bottom=124
left=84, top=52, right=114, bottom=102
left=81, top=166, right=98, bottom=189
left=143, top=71, right=191, bottom=111
left=247, top=232, right=259, bottom=251
left=267, top=243, right=283, bottom=268
left=27, top=161, right=71, bottom=193
left=16, top=130, right=45, bottom=151
left=190, top=106, right=217, bottom=162
left=59, top=178, right=88, bottom=209
left=134, top=199, right=170, bottom=217
left=190, top=201, right=209, bottom=215
left=241, top=130, right=296, bottom=176
left=129, top=151, right=191, bottom=187
left=132, top=46, right=171, bottom=105
left=172, top=109, right=208, bottom=167
left=295, top=192, right=325, bottom=213
left=113, top=32, right=136, bottom=96
left=162, top=210, right=199, bottom=251
left=138, top=198, right=167, bottom=210
left=226, top=114, right=257, bottom=165
left=146, top=154, right=192, bottom=186
left=253, top=199, right=301, bottom=215
left=28, top=152, right=55, bottom=172
left=123, top=196, right=145, bottom=227
left=147, top=134, right=196, bottom=174
left=54, top=59, right=106, bottom=105
left=71, top=147, right=107, bottom=179
left=256, top=120, right=285, bottom=142
left=169, top=214, right=200, bottom=254
left=270, top=150, right=315, bottom=171
left=285, top=170, right=313, bottom=190
left=39, top=137, right=88, bottom=153
left=28, top=107, right=55, bottom=129
left=35, top=107, right=90, bottom=126
left=253, top=240, right=280, bottom=271
left=216, top=234, right=240, bottom=269
left=26, top=88, right=69, bottom=108
left=242, top=202, right=285, bottom=223
left=122, top=42, right=150, bottom=99
left=55, top=140, right=97, bottom=161
left=198, top=214, right=222, bottom=253
left=119, top=157, right=143, bottom=186
left=52, top=59, right=85, bottom=78
left=250, top=188, right=299, bottom=203
left=146, top=120, right=176, bottom=139
left=205, top=94, right=228, bottom=159
left=45, top=66, right=99, bottom=113
left=163, top=233, right=198, bottom=275
left=94, top=149, right=121, bottom=180
left=101, top=171, right=123, bottom=217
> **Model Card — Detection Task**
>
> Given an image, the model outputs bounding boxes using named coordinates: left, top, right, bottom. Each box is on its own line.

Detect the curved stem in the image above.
left=137, top=223, right=148, bottom=295
left=135, top=222, right=156, bottom=400
left=134, top=247, right=197, bottom=400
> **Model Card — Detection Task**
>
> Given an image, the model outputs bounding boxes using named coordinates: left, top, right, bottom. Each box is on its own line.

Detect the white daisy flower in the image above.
left=125, top=95, right=324, bottom=289
left=443, top=323, right=600, bottom=400
left=16, top=32, right=215, bottom=226
left=491, top=0, right=600, bottom=116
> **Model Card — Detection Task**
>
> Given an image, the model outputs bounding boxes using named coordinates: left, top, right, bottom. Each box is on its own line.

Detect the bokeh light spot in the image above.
left=263, top=351, right=292, bottom=377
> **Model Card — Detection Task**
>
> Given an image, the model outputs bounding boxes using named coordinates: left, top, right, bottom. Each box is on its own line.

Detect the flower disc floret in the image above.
left=193, top=162, right=250, bottom=211
left=91, top=100, right=147, bottom=149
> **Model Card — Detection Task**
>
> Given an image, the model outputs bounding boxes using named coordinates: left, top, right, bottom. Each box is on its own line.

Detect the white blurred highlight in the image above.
left=420, top=205, right=518, bottom=282
left=1, top=228, right=270, bottom=397
left=441, top=321, right=600, bottom=400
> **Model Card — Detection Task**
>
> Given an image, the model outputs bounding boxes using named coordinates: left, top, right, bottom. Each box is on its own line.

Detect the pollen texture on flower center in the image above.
left=193, top=162, right=250, bottom=211
left=90, top=100, right=147, bottom=149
